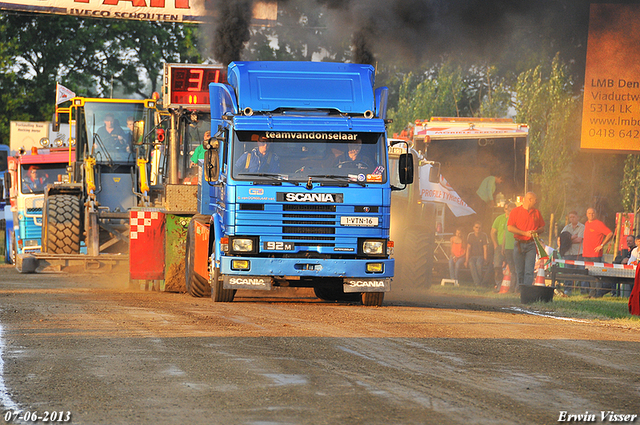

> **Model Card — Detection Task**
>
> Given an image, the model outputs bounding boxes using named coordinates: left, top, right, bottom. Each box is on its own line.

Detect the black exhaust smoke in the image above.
left=352, top=28, right=375, bottom=65
left=212, top=0, right=254, bottom=66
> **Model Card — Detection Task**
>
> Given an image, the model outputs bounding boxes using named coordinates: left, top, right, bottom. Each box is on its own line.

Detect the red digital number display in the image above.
left=169, top=66, right=227, bottom=107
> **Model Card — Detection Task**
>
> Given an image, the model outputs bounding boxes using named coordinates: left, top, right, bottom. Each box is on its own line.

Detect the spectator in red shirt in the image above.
left=582, top=208, right=613, bottom=296
left=507, top=192, right=545, bottom=288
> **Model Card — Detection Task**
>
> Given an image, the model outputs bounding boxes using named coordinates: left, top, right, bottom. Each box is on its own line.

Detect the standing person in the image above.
left=477, top=175, right=504, bottom=206
left=507, top=192, right=545, bottom=287
left=465, top=222, right=488, bottom=286
left=448, top=228, right=466, bottom=283
left=582, top=208, right=614, bottom=297
left=190, top=130, right=211, bottom=166
left=561, top=211, right=585, bottom=262
left=491, top=202, right=517, bottom=291
left=560, top=210, right=585, bottom=293
left=476, top=174, right=504, bottom=226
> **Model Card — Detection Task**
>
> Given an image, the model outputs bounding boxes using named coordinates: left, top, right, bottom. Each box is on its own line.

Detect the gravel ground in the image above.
left=0, top=265, right=639, bottom=425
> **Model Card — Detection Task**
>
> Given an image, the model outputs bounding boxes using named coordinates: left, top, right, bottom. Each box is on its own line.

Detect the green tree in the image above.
left=620, top=155, right=640, bottom=215
left=387, top=61, right=511, bottom=134
left=514, top=54, right=581, bottom=219
left=0, top=13, right=201, bottom=144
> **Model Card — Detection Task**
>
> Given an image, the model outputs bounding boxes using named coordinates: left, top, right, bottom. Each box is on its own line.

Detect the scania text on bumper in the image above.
left=223, top=275, right=272, bottom=290
left=343, top=278, right=390, bottom=293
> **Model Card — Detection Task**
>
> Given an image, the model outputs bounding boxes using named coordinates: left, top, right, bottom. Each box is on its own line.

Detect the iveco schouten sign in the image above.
left=277, top=193, right=344, bottom=203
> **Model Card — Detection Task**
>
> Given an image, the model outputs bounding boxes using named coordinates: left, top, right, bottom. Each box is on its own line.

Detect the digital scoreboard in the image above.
left=162, top=63, right=227, bottom=109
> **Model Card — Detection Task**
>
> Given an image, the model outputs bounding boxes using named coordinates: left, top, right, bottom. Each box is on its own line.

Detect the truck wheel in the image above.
left=361, top=292, right=384, bottom=306
left=313, top=279, right=360, bottom=302
left=313, top=285, right=338, bottom=301
left=210, top=266, right=235, bottom=302
left=184, top=218, right=210, bottom=297
left=44, top=194, right=81, bottom=254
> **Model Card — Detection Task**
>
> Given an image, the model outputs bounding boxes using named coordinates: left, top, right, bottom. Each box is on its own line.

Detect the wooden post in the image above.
left=613, top=213, right=622, bottom=259
left=548, top=213, right=555, bottom=247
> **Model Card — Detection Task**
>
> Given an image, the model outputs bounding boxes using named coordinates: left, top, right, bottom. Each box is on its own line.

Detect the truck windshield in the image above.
left=84, top=102, right=147, bottom=164
left=20, top=163, right=68, bottom=194
left=231, top=131, right=388, bottom=184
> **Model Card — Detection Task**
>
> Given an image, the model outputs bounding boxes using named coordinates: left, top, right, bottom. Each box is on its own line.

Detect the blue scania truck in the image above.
left=185, top=61, right=413, bottom=306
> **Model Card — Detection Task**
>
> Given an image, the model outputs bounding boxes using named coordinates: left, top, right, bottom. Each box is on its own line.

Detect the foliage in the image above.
left=387, top=61, right=512, bottom=134
left=0, top=13, right=201, bottom=144
left=620, top=155, right=640, bottom=213
left=514, top=54, right=582, bottom=219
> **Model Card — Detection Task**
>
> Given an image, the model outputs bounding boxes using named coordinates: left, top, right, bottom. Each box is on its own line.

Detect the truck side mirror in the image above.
left=398, top=153, right=414, bottom=185
left=429, top=162, right=441, bottom=183
left=133, top=121, right=145, bottom=145
left=204, top=140, right=220, bottom=182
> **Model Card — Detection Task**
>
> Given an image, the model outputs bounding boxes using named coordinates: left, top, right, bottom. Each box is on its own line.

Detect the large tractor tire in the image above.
left=400, top=231, right=431, bottom=289
left=210, top=265, right=235, bottom=302
left=184, top=217, right=210, bottom=298
left=44, top=194, right=82, bottom=254
left=361, top=292, right=384, bottom=307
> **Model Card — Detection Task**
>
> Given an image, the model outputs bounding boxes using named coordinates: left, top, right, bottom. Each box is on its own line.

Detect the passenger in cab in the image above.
left=336, top=139, right=375, bottom=172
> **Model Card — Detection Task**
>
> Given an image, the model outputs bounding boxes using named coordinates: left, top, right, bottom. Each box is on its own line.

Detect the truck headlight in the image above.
left=362, top=240, right=384, bottom=255
left=232, top=238, right=254, bottom=252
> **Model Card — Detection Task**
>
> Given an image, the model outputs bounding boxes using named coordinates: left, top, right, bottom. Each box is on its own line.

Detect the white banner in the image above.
left=10, top=121, right=49, bottom=152
left=0, top=0, right=277, bottom=24
left=419, top=164, right=475, bottom=217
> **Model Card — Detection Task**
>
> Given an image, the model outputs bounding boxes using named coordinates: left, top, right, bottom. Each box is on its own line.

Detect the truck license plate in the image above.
left=340, top=216, right=379, bottom=227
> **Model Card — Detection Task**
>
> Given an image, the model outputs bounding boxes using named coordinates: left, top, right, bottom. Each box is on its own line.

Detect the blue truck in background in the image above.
left=4, top=146, right=72, bottom=264
left=186, top=61, right=414, bottom=306
left=0, top=144, right=10, bottom=261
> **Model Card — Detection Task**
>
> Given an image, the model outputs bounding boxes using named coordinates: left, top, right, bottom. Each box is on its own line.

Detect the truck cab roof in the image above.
left=227, top=61, right=376, bottom=115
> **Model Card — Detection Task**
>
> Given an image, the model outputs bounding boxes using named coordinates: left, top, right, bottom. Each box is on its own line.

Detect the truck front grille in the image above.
left=283, top=226, right=335, bottom=235
left=283, top=204, right=336, bottom=212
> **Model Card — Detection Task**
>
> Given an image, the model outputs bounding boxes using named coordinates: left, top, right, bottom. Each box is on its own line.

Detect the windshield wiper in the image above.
left=239, top=173, right=299, bottom=185
left=307, top=174, right=366, bottom=187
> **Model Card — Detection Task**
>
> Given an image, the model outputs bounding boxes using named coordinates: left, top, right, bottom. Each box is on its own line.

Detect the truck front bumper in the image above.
left=220, top=256, right=394, bottom=278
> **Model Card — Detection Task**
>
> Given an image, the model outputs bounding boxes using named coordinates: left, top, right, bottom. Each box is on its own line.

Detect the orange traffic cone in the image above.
left=534, top=267, right=546, bottom=286
left=499, top=266, right=511, bottom=293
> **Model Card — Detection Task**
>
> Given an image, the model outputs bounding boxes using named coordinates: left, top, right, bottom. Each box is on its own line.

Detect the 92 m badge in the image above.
left=263, top=241, right=295, bottom=251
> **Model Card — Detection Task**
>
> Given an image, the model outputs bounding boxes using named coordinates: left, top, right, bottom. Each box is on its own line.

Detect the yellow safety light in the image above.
left=231, top=260, right=250, bottom=271
left=366, top=263, right=384, bottom=273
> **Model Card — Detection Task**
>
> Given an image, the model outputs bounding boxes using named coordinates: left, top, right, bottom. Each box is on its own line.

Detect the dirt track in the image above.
left=0, top=265, right=639, bottom=424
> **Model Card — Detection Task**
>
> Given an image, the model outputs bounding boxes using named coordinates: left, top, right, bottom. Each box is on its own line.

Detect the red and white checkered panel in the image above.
left=129, top=210, right=165, bottom=280
left=130, top=211, right=160, bottom=240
